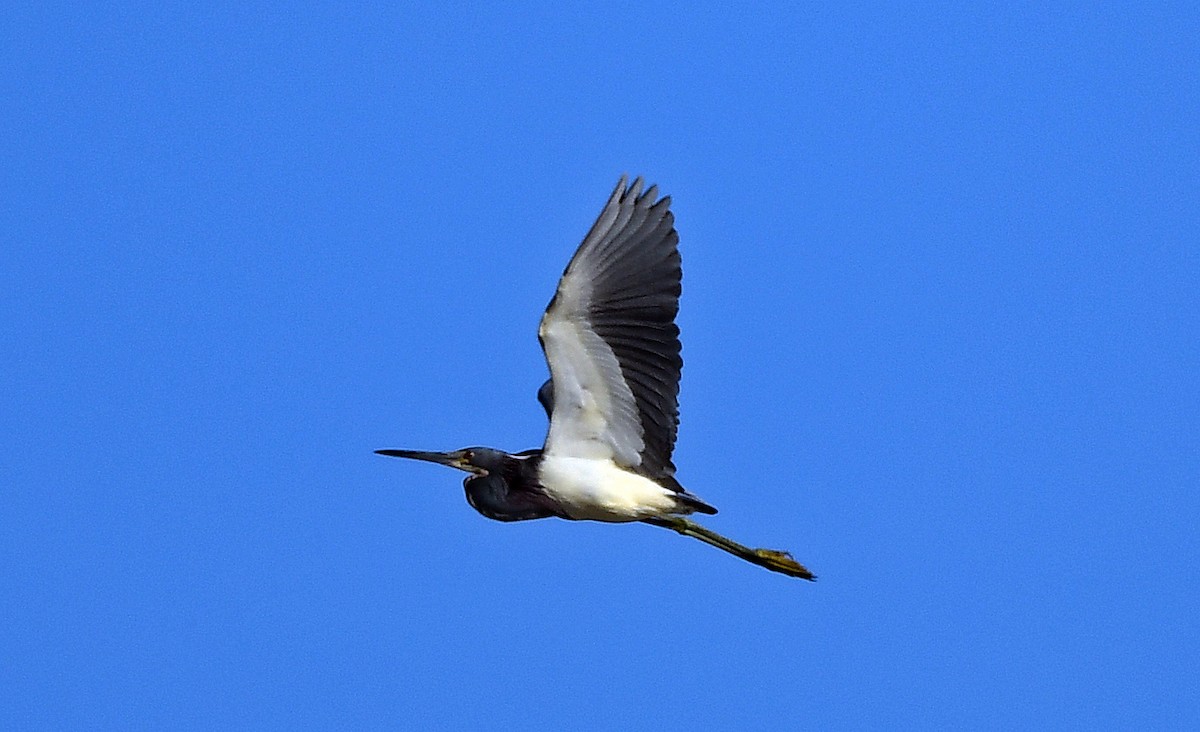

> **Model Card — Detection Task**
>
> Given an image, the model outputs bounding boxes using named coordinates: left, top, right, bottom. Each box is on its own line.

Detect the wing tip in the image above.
left=615, top=174, right=670, bottom=208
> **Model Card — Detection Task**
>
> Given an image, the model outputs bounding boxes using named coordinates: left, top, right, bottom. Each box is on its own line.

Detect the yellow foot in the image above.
left=753, top=548, right=816, bottom=581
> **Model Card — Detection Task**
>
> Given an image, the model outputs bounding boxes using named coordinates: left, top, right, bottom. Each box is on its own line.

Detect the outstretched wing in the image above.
left=537, top=176, right=682, bottom=480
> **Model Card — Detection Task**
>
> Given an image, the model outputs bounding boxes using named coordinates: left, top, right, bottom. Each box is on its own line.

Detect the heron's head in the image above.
left=374, top=446, right=509, bottom=475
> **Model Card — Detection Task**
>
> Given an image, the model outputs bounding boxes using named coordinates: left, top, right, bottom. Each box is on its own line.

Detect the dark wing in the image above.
left=537, top=378, right=555, bottom=419
left=537, top=176, right=682, bottom=480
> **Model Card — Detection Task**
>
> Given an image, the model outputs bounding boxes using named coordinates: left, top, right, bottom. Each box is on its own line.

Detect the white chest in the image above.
left=538, top=455, right=678, bottom=522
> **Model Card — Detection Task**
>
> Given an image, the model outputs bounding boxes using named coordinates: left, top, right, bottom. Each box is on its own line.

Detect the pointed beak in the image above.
left=375, top=448, right=475, bottom=473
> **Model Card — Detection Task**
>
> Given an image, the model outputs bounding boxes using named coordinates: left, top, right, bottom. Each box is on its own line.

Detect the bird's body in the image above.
left=537, top=454, right=687, bottom=521
left=378, top=177, right=813, bottom=579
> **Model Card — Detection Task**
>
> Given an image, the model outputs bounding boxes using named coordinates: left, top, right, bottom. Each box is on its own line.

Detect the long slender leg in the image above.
left=642, top=516, right=815, bottom=580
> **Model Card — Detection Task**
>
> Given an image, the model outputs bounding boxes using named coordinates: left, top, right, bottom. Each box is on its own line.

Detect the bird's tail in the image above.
left=676, top=491, right=718, bottom=515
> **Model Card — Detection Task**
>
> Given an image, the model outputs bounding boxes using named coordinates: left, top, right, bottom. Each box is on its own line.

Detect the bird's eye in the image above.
left=464, top=450, right=474, bottom=461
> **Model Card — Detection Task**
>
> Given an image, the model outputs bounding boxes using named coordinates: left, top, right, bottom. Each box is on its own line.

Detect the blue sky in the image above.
left=3, top=3, right=1197, bottom=729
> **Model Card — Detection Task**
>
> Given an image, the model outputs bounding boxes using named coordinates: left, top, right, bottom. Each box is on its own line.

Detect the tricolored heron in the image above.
left=377, top=176, right=814, bottom=580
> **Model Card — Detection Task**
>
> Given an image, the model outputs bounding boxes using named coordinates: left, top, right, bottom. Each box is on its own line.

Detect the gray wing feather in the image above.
left=537, top=378, right=555, bottom=419
left=538, top=176, right=682, bottom=479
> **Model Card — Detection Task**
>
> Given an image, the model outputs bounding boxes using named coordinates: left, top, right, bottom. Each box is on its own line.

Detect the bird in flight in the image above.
left=378, top=176, right=814, bottom=580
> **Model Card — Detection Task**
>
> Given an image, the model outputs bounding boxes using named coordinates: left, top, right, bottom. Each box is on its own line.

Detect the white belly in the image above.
left=538, top=455, right=680, bottom=522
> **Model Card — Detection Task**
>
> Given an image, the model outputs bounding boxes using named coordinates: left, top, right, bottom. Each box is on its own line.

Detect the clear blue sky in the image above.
left=3, top=3, right=1197, bottom=729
